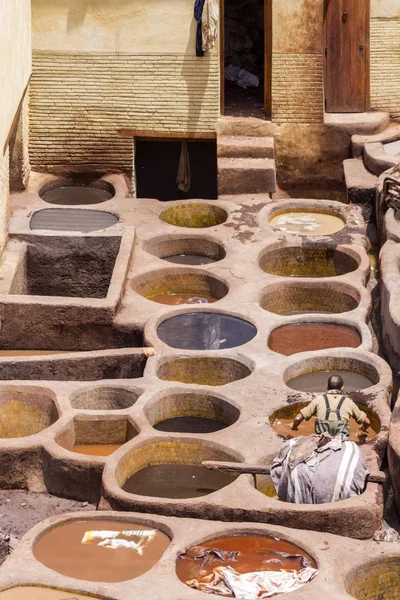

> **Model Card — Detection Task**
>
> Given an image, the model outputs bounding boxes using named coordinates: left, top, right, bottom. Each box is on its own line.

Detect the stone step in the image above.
left=217, top=135, right=275, bottom=159
left=217, top=117, right=274, bottom=137
left=352, top=123, right=400, bottom=158
left=324, top=111, right=390, bottom=136
left=343, top=158, right=378, bottom=206
left=218, top=157, right=276, bottom=195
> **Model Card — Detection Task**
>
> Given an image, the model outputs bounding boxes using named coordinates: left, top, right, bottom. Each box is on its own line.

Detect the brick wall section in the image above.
left=271, top=54, right=324, bottom=123
left=0, top=149, right=10, bottom=257
left=370, top=19, right=400, bottom=118
left=30, top=51, right=220, bottom=172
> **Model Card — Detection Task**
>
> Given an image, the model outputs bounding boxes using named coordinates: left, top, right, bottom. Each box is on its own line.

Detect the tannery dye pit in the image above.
left=122, top=465, right=237, bottom=498
left=33, top=520, right=170, bottom=582
left=176, top=534, right=317, bottom=597
left=70, top=444, right=122, bottom=456
left=270, top=211, right=345, bottom=236
left=0, top=588, right=105, bottom=600
left=40, top=185, right=114, bottom=206
left=133, top=272, right=228, bottom=305
left=287, top=370, right=376, bottom=392
left=270, top=403, right=380, bottom=443
left=157, top=312, right=257, bottom=350
left=268, top=323, right=362, bottom=355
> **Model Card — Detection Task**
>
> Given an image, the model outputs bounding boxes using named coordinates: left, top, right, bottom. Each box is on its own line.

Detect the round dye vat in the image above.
left=0, top=587, right=102, bottom=600
left=177, top=534, right=317, bottom=598
left=159, top=203, right=228, bottom=228
left=133, top=272, right=228, bottom=306
left=41, top=185, right=114, bottom=205
left=123, top=464, right=236, bottom=498
left=287, top=369, right=375, bottom=392
left=30, top=208, right=118, bottom=232
left=270, top=402, right=380, bottom=444
left=157, top=358, right=253, bottom=386
left=165, top=254, right=217, bottom=265
left=157, top=312, right=257, bottom=350
left=270, top=211, right=345, bottom=236
left=268, top=323, right=361, bottom=355
left=71, top=444, right=121, bottom=456
left=148, top=294, right=217, bottom=305
left=154, top=416, right=227, bottom=433
left=259, top=246, right=359, bottom=278
left=0, top=389, right=58, bottom=438
left=33, top=520, right=170, bottom=582
left=347, top=558, right=400, bottom=600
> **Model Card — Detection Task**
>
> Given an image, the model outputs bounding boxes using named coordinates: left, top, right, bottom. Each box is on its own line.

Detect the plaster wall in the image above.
left=30, top=0, right=219, bottom=171
left=271, top=0, right=324, bottom=124
left=0, top=0, right=31, bottom=153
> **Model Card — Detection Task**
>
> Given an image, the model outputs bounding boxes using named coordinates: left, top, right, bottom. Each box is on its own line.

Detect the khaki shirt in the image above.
left=300, top=391, right=367, bottom=424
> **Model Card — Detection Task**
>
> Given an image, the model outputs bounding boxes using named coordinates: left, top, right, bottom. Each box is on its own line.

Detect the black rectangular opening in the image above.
left=135, top=140, right=218, bottom=201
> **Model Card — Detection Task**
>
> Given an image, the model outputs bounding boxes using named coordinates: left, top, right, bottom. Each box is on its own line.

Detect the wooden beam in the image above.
left=202, top=461, right=387, bottom=484
left=118, top=129, right=216, bottom=140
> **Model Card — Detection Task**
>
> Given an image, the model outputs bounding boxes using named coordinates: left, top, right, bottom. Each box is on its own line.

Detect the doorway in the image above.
left=324, top=0, right=370, bottom=113
left=221, top=0, right=271, bottom=118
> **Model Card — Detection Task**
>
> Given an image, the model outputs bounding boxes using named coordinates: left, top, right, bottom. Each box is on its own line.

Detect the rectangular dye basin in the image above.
left=0, top=350, right=148, bottom=381
left=10, top=237, right=121, bottom=299
left=0, top=229, right=135, bottom=326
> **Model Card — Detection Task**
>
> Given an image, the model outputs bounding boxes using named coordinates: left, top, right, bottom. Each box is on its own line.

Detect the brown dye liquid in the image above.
left=270, top=211, right=344, bottom=236
left=281, top=310, right=332, bottom=316
left=268, top=323, right=361, bottom=355
left=71, top=444, right=121, bottom=456
left=33, top=520, right=170, bottom=582
left=154, top=416, right=227, bottom=433
left=165, top=254, right=216, bottom=265
left=272, top=414, right=378, bottom=444
left=123, top=464, right=235, bottom=498
left=0, top=351, right=68, bottom=356
left=177, top=534, right=316, bottom=595
left=0, top=587, right=97, bottom=600
left=287, top=370, right=374, bottom=392
left=148, top=294, right=216, bottom=305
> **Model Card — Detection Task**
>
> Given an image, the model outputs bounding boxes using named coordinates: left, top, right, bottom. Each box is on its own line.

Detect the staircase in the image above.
left=217, top=117, right=276, bottom=196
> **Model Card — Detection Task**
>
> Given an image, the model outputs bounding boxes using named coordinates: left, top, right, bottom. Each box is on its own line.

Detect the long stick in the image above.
left=201, top=461, right=386, bottom=483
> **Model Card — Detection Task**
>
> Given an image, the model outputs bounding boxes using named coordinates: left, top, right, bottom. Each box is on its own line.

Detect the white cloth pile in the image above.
left=187, top=565, right=318, bottom=598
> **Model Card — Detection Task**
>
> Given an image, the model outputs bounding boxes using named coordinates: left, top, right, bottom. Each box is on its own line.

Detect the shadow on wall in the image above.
left=67, top=0, right=88, bottom=32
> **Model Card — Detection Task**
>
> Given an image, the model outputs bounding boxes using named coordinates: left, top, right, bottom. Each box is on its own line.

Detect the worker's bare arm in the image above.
left=291, top=413, right=304, bottom=431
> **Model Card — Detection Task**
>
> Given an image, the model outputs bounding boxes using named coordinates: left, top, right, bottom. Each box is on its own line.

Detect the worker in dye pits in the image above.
left=290, top=374, right=371, bottom=441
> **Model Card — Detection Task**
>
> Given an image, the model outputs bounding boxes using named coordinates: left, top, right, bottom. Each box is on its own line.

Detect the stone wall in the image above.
left=271, top=0, right=324, bottom=124
left=30, top=52, right=219, bottom=172
left=370, top=18, right=400, bottom=118
left=30, top=0, right=219, bottom=172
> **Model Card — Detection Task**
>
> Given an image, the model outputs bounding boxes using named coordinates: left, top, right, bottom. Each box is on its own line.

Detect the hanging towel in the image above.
left=202, top=0, right=219, bottom=54
left=194, top=0, right=206, bottom=57
left=177, top=140, right=191, bottom=193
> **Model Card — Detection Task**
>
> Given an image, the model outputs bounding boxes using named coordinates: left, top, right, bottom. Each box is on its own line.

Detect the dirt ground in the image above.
left=0, top=490, right=96, bottom=564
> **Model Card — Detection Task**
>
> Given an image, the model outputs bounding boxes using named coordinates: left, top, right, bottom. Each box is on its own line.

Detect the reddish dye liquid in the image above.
left=268, top=323, right=361, bottom=355
left=177, top=534, right=316, bottom=597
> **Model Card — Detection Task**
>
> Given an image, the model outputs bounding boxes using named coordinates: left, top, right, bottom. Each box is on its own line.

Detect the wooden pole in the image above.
left=202, top=461, right=387, bottom=483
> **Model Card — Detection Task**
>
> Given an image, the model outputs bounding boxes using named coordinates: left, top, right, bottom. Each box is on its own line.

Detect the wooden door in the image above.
left=324, top=0, right=369, bottom=113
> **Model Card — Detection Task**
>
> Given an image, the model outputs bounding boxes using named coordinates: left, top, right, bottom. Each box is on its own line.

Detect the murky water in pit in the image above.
left=0, top=588, right=99, bottom=600
left=287, top=370, right=375, bottom=392
left=71, top=444, right=122, bottom=456
left=272, top=413, right=378, bottom=444
left=270, top=211, right=345, bottom=236
left=33, top=520, right=170, bottom=582
left=41, top=186, right=113, bottom=205
left=148, top=294, right=216, bottom=305
left=164, top=254, right=217, bottom=265
left=123, top=464, right=236, bottom=498
left=154, top=416, right=227, bottom=433
left=177, top=534, right=316, bottom=597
